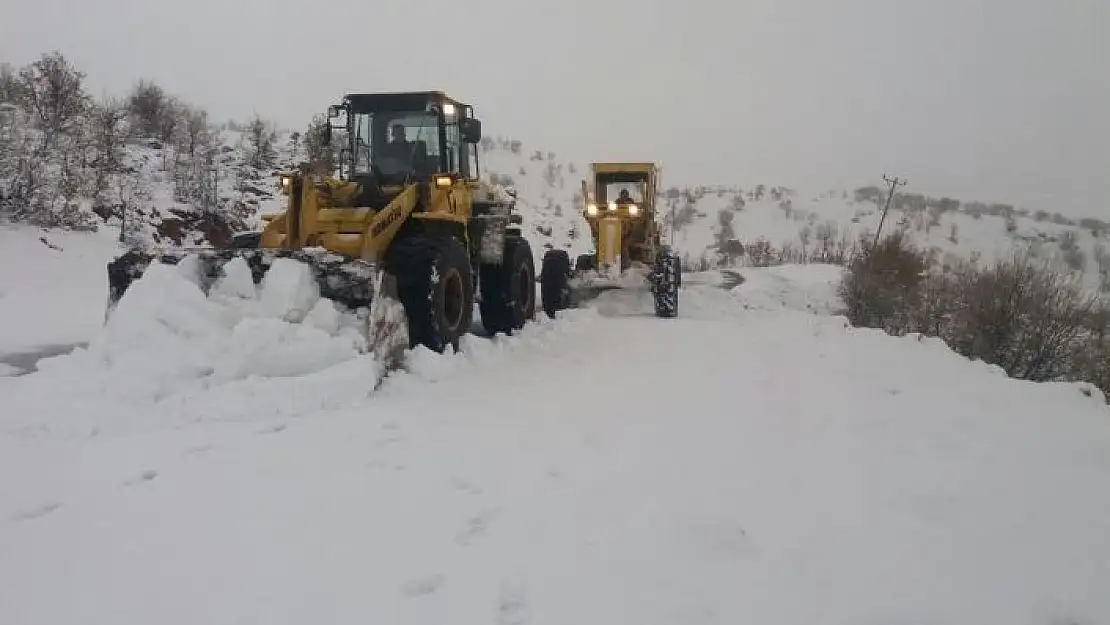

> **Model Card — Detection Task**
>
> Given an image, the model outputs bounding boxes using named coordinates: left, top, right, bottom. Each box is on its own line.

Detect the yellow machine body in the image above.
left=260, top=170, right=479, bottom=264
left=107, top=90, right=533, bottom=365
left=579, top=161, right=662, bottom=275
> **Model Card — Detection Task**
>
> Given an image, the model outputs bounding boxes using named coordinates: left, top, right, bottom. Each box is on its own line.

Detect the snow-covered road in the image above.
left=2, top=258, right=1109, bottom=625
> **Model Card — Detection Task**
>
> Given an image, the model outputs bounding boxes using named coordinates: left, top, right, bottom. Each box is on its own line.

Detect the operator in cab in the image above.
left=376, top=122, right=427, bottom=178
left=381, top=124, right=411, bottom=157
left=615, top=188, right=635, bottom=205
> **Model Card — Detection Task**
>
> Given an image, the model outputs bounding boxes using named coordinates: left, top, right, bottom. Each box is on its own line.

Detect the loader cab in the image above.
left=327, top=91, right=483, bottom=191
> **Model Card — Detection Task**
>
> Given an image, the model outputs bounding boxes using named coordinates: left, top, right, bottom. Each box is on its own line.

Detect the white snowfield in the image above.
left=2, top=253, right=1110, bottom=625
left=0, top=226, right=122, bottom=354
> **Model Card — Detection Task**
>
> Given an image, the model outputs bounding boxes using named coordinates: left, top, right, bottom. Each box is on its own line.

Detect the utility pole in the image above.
left=872, top=174, right=906, bottom=249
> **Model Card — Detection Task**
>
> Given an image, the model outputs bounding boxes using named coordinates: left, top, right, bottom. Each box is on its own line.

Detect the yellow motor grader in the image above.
left=539, top=162, right=680, bottom=318
left=105, top=90, right=537, bottom=367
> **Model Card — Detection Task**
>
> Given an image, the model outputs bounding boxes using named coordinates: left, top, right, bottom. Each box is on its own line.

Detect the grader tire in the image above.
left=479, top=235, right=536, bottom=336
left=652, top=250, right=680, bottom=319
left=540, top=249, right=572, bottom=318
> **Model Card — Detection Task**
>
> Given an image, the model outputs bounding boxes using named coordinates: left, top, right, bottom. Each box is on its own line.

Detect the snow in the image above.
left=1, top=255, right=382, bottom=437
left=730, top=262, right=845, bottom=314
left=1, top=132, right=1108, bottom=624
left=2, top=254, right=1109, bottom=624
left=0, top=225, right=122, bottom=353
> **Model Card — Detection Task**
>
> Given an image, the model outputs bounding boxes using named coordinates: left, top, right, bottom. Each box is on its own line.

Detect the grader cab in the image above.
left=539, top=162, right=680, bottom=318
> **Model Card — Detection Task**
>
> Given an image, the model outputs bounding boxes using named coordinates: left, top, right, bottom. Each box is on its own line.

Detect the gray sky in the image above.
left=3, top=0, right=1107, bottom=216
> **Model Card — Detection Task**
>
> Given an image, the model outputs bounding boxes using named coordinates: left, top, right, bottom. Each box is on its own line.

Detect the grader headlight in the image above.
left=627, top=204, right=640, bottom=216
left=586, top=203, right=599, bottom=216
left=608, top=201, right=617, bottom=211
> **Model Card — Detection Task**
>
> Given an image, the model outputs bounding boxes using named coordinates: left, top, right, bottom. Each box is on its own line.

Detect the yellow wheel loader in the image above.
left=539, top=162, right=680, bottom=318
left=106, top=91, right=537, bottom=367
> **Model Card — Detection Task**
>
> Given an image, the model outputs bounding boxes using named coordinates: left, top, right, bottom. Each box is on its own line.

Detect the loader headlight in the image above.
left=586, top=203, right=598, bottom=216
left=627, top=204, right=639, bottom=215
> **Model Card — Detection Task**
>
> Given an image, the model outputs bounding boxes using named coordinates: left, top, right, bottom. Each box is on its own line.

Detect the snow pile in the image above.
left=101, top=257, right=371, bottom=385
left=1, top=256, right=381, bottom=436
left=0, top=256, right=600, bottom=437
left=0, top=226, right=122, bottom=353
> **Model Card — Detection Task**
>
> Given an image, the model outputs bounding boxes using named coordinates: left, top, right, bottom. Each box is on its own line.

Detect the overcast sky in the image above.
left=2, top=0, right=1106, bottom=216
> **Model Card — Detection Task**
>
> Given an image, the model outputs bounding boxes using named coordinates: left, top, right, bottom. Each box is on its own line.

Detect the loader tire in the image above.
left=479, top=235, right=536, bottom=336
left=652, top=250, right=680, bottom=319
left=387, top=235, right=474, bottom=354
left=540, top=249, right=571, bottom=318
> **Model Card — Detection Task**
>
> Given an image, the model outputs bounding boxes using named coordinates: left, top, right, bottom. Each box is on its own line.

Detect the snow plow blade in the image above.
left=105, top=246, right=411, bottom=369
left=565, top=267, right=649, bottom=306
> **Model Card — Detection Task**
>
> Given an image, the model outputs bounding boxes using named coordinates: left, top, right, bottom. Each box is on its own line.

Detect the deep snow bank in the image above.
left=0, top=255, right=385, bottom=436
left=0, top=226, right=122, bottom=353
left=0, top=253, right=597, bottom=437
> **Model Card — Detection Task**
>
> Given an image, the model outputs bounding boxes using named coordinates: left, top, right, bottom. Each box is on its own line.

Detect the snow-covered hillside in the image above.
left=475, top=138, right=1110, bottom=293
left=2, top=251, right=1109, bottom=624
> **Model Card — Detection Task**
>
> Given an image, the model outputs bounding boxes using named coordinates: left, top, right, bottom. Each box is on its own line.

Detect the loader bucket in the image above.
left=105, top=247, right=411, bottom=370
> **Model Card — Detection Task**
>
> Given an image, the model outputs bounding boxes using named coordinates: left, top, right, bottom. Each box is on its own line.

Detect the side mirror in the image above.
left=338, top=147, right=350, bottom=178
left=327, top=104, right=342, bottom=120
left=503, top=186, right=517, bottom=199
left=323, top=124, right=332, bottom=145
left=459, top=117, right=482, bottom=143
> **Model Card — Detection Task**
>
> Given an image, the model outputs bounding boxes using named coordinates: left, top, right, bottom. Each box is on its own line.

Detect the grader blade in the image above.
left=105, top=247, right=411, bottom=368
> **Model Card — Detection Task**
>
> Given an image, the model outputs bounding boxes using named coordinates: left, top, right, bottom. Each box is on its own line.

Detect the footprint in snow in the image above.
left=258, top=424, right=287, bottom=435
left=184, top=443, right=216, bottom=455
left=9, top=502, right=62, bottom=522
left=123, top=470, right=159, bottom=486
left=449, top=477, right=482, bottom=495
left=497, top=579, right=530, bottom=625
left=455, top=508, right=498, bottom=545
left=400, top=574, right=444, bottom=597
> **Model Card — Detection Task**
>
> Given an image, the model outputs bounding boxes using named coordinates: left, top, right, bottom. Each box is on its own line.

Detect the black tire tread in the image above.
left=385, top=235, right=474, bottom=353
left=479, top=235, right=536, bottom=335
left=540, top=249, right=572, bottom=318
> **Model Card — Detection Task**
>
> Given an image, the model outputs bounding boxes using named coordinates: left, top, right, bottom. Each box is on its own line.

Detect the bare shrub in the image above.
left=745, top=239, right=777, bottom=267
left=302, top=114, right=336, bottom=176
left=128, top=79, right=168, bottom=138
left=838, top=231, right=928, bottom=334
left=0, top=63, right=20, bottom=103
left=17, top=51, right=90, bottom=150
left=245, top=115, right=276, bottom=170
left=840, top=237, right=1110, bottom=398
left=942, top=250, right=1100, bottom=381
